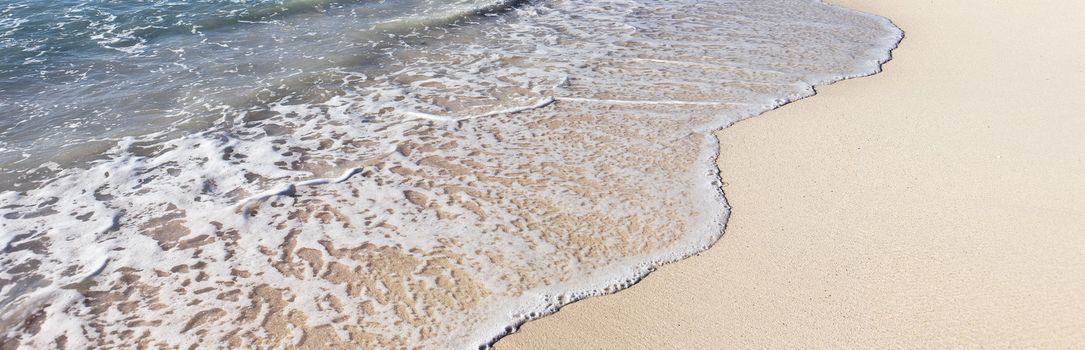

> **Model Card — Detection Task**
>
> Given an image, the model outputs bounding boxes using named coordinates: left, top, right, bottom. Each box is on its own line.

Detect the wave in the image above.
left=0, top=0, right=901, bottom=348
left=197, top=0, right=526, bottom=35
left=0, top=0, right=524, bottom=183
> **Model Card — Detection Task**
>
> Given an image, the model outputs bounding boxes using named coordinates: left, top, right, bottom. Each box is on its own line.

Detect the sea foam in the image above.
left=0, top=0, right=901, bottom=348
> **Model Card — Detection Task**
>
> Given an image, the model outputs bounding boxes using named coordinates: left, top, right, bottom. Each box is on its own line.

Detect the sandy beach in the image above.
left=497, top=0, right=1085, bottom=348
left=4, top=0, right=1083, bottom=347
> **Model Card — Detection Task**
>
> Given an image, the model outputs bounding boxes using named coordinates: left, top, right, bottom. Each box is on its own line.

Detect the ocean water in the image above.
left=0, top=0, right=900, bottom=348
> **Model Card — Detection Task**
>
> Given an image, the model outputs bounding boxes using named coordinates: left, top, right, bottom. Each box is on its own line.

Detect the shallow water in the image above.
left=0, top=0, right=518, bottom=182
left=0, top=0, right=900, bottom=348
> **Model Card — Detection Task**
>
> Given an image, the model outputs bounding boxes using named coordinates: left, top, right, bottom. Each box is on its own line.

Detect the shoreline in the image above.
left=0, top=1, right=902, bottom=348
left=496, top=0, right=1085, bottom=348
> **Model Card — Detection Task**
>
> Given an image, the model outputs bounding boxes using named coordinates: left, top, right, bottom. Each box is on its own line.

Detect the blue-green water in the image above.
left=0, top=0, right=511, bottom=178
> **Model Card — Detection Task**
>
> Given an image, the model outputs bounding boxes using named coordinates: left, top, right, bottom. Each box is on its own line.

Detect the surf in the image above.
left=0, top=0, right=901, bottom=348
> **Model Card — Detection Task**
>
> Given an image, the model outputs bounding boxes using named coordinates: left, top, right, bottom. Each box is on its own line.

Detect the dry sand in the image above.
left=496, top=0, right=1085, bottom=348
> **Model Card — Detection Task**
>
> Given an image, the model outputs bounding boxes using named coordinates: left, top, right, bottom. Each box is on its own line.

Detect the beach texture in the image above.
left=497, top=0, right=1085, bottom=348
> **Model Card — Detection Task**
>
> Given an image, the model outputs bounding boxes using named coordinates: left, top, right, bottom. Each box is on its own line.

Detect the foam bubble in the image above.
left=0, top=0, right=901, bottom=348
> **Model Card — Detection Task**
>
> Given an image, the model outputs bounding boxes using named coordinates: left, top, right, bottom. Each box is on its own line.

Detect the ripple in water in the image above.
left=0, top=0, right=901, bottom=348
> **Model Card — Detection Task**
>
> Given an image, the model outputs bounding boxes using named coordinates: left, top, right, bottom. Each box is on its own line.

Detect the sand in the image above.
left=495, top=0, right=1085, bottom=348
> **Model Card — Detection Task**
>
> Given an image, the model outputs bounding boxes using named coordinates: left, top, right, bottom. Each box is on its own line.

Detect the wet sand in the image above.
left=496, top=0, right=1085, bottom=347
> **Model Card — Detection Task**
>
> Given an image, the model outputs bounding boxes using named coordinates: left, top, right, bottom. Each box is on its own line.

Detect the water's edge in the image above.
left=485, top=3, right=904, bottom=348
left=0, top=1, right=904, bottom=348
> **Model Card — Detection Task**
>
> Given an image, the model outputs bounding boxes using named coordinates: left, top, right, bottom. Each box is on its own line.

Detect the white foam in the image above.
left=0, top=0, right=902, bottom=348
